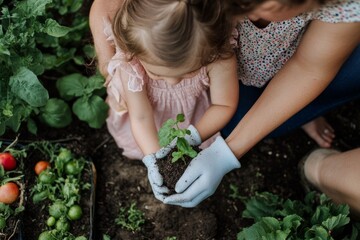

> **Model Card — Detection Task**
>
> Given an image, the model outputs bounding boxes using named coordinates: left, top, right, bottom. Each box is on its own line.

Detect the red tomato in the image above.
left=0, top=182, right=20, bottom=204
left=34, top=161, right=51, bottom=175
left=0, top=153, right=17, bottom=171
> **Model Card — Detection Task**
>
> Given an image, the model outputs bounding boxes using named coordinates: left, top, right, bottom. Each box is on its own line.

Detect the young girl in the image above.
left=161, top=0, right=360, bottom=208
left=103, top=0, right=239, bottom=159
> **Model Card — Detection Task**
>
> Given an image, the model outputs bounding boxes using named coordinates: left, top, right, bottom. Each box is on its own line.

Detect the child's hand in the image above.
left=142, top=152, right=169, bottom=201
left=163, top=136, right=241, bottom=207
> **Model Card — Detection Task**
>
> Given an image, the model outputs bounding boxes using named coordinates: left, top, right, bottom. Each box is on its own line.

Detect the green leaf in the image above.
left=176, top=113, right=185, bottom=122
left=73, top=95, right=109, bottom=128
left=237, top=217, right=290, bottom=240
left=86, top=74, right=106, bottom=92
left=27, top=118, right=37, bottom=135
left=9, top=67, right=49, bottom=107
left=44, top=19, right=71, bottom=37
left=242, top=192, right=282, bottom=221
left=171, top=151, right=183, bottom=163
left=322, top=214, right=350, bottom=231
left=56, top=73, right=87, bottom=100
left=158, top=119, right=177, bottom=147
left=39, top=98, right=72, bottom=128
left=304, top=225, right=329, bottom=240
left=16, top=0, right=52, bottom=16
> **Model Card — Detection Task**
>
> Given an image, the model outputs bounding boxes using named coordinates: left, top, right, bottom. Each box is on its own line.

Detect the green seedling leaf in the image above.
left=158, top=114, right=198, bottom=163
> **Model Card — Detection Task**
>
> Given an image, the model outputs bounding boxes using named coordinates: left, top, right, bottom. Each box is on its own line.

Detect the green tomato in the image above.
left=32, top=190, right=48, bottom=203
left=65, top=161, right=82, bottom=175
left=67, top=205, right=83, bottom=220
left=49, top=201, right=67, bottom=219
left=47, top=216, right=56, bottom=227
left=38, top=231, right=56, bottom=240
left=38, top=170, right=56, bottom=184
left=57, top=148, right=73, bottom=162
left=0, top=217, right=6, bottom=230
left=56, top=217, right=70, bottom=232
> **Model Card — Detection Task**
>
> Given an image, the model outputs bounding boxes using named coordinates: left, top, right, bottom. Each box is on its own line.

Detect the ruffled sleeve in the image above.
left=104, top=19, right=147, bottom=92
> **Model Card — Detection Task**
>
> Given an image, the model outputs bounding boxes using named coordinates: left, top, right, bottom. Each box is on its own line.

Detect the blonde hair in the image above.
left=112, top=0, right=233, bottom=68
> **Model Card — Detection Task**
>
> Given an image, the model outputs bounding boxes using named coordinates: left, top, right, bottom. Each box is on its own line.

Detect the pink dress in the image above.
left=104, top=22, right=217, bottom=160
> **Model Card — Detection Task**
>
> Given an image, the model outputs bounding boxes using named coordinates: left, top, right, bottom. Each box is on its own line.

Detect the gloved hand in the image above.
left=142, top=149, right=171, bottom=201
left=160, top=124, right=202, bottom=156
left=163, top=136, right=241, bottom=207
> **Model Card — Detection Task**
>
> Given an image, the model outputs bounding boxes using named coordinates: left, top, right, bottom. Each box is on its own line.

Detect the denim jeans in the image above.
left=221, top=44, right=360, bottom=138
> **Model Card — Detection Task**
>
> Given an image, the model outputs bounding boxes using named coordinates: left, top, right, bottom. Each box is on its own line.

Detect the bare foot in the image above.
left=301, top=117, right=335, bottom=148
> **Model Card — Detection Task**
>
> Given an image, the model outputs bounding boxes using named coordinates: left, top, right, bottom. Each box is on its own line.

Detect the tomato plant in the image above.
left=35, top=160, right=51, bottom=175
left=0, top=153, right=17, bottom=171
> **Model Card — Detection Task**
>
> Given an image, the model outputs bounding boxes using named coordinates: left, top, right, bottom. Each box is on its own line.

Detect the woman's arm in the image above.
left=227, top=21, right=360, bottom=158
left=195, top=55, right=239, bottom=141
left=89, top=0, right=123, bottom=77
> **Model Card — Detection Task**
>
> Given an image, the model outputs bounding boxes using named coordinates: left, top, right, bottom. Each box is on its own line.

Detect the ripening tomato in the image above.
left=0, top=152, right=17, bottom=171
left=34, top=161, right=51, bottom=175
left=0, top=182, right=20, bottom=204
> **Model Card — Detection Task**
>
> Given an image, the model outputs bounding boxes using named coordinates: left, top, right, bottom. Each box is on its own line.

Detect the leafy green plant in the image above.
left=158, top=113, right=197, bottom=163
left=56, top=72, right=108, bottom=128
left=0, top=0, right=105, bottom=136
left=115, top=202, right=145, bottom=232
left=237, top=191, right=360, bottom=240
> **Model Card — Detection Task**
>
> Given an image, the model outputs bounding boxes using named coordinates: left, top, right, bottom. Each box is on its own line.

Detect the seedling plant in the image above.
left=115, top=202, right=145, bottom=232
left=158, top=113, right=197, bottom=163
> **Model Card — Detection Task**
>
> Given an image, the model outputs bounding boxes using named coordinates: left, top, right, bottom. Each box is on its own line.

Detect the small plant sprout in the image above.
left=158, top=114, right=197, bottom=163
left=115, top=202, right=145, bottom=232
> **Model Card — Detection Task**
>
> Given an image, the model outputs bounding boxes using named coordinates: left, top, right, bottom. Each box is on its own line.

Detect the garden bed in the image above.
left=23, top=143, right=96, bottom=240
left=3, top=100, right=358, bottom=239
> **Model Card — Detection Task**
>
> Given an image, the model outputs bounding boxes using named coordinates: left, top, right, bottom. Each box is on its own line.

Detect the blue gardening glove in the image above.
left=142, top=149, right=171, bottom=202
left=163, top=136, right=241, bottom=207
left=160, top=124, right=202, bottom=156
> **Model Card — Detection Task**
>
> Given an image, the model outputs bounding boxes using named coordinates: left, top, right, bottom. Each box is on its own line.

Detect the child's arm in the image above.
left=194, top=55, right=239, bottom=141
left=120, top=73, right=161, bottom=156
left=89, top=0, right=123, bottom=78
left=227, top=21, right=360, bottom=158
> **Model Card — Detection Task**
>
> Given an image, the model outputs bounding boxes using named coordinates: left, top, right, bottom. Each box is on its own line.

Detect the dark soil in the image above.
left=157, top=147, right=201, bottom=193
left=2, top=100, right=359, bottom=240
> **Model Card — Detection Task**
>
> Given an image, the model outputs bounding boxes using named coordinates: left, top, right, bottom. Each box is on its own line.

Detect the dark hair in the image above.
left=112, top=0, right=234, bottom=68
